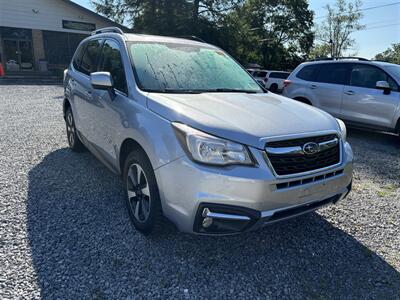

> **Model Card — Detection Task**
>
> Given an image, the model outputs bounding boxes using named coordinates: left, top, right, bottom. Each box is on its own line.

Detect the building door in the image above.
left=3, top=39, right=33, bottom=71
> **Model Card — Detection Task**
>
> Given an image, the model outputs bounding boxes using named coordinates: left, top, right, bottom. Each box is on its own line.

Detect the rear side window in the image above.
left=296, top=65, right=319, bottom=81
left=315, top=63, right=349, bottom=85
left=269, top=72, right=289, bottom=79
left=80, top=39, right=103, bottom=75
left=98, top=40, right=128, bottom=94
left=350, top=64, right=397, bottom=91
left=253, top=71, right=268, bottom=77
left=72, top=43, right=85, bottom=70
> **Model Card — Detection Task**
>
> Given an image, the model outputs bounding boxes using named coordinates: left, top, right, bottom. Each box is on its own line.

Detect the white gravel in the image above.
left=0, top=84, right=399, bottom=299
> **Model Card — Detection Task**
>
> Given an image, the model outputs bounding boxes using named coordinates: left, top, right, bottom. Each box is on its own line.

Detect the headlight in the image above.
left=172, top=123, right=254, bottom=166
left=336, top=118, right=347, bottom=142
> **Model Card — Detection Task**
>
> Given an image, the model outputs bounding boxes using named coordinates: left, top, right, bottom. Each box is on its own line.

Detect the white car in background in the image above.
left=247, top=69, right=290, bottom=92
left=282, top=58, right=400, bottom=136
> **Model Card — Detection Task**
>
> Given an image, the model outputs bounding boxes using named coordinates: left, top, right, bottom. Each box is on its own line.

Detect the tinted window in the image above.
left=99, top=40, right=127, bottom=94
left=253, top=71, right=268, bottom=77
left=387, top=76, right=399, bottom=91
left=385, top=65, right=400, bottom=79
left=80, top=39, right=102, bottom=75
left=269, top=72, right=289, bottom=79
left=350, top=64, right=397, bottom=90
left=316, top=63, right=349, bottom=84
left=72, top=43, right=85, bottom=70
left=296, top=65, right=319, bottom=81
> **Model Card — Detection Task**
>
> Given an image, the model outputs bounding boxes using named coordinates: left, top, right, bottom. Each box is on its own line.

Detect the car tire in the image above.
left=65, top=107, right=86, bottom=152
left=269, top=83, right=278, bottom=93
left=123, top=149, right=162, bottom=235
left=294, top=97, right=312, bottom=105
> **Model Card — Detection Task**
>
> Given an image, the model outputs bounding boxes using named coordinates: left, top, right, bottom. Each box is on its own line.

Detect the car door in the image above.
left=89, top=39, right=130, bottom=165
left=341, top=63, right=399, bottom=129
left=71, top=39, right=103, bottom=140
left=311, top=63, right=351, bottom=116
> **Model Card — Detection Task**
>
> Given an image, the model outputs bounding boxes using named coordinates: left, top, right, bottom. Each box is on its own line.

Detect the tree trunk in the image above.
left=192, top=0, right=200, bottom=35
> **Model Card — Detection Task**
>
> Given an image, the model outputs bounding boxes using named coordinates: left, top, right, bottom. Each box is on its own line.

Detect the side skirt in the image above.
left=77, top=131, right=120, bottom=175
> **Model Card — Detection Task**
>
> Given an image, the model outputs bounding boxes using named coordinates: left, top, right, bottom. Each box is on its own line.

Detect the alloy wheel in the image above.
left=126, top=163, right=151, bottom=223
left=66, top=112, right=75, bottom=146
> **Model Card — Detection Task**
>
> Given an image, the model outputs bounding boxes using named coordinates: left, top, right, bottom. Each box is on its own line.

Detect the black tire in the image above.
left=269, top=83, right=278, bottom=93
left=123, top=149, right=162, bottom=235
left=65, top=107, right=86, bottom=152
left=294, top=97, right=312, bottom=105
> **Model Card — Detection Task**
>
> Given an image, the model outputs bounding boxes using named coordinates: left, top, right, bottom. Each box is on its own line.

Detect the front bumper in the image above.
left=155, top=142, right=353, bottom=234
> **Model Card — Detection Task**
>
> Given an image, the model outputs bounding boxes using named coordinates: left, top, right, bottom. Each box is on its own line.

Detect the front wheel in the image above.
left=123, top=150, right=162, bottom=235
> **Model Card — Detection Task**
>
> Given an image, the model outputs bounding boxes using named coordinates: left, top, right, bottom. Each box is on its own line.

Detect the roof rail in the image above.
left=337, top=56, right=369, bottom=61
left=91, top=27, right=124, bottom=36
left=309, top=56, right=369, bottom=62
left=178, top=35, right=206, bottom=43
left=309, top=57, right=334, bottom=61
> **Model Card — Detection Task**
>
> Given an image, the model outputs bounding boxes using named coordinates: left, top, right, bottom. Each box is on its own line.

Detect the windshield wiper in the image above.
left=143, top=88, right=261, bottom=94
left=205, top=88, right=260, bottom=94
left=144, top=88, right=203, bottom=94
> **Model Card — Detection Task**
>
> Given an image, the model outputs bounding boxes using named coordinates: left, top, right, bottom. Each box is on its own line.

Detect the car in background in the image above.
left=247, top=69, right=290, bottom=92
left=283, top=57, right=400, bottom=137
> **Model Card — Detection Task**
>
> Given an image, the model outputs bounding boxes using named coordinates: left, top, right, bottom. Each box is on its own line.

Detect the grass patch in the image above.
left=377, top=184, right=398, bottom=198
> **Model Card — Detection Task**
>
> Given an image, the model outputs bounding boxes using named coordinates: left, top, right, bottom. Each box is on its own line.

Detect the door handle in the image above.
left=345, top=90, right=355, bottom=95
left=310, top=84, right=317, bottom=89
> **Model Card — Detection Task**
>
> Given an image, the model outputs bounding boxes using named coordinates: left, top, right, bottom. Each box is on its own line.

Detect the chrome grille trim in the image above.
left=265, top=137, right=338, bottom=155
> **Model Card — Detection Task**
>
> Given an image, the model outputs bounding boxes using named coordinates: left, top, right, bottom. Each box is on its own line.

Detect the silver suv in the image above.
left=63, top=28, right=353, bottom=235
left=283, top=58, right=400, bottom=135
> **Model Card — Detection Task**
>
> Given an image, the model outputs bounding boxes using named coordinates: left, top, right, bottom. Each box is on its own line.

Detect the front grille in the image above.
left=266, top=134, right=340, bottom=176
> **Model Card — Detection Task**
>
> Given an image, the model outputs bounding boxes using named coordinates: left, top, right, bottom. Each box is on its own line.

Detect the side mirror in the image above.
left=91, top=72, right=113, bottom=89
left=376, top=81, right=391, bottom=95
left=90, top=72, right=115, bottom=99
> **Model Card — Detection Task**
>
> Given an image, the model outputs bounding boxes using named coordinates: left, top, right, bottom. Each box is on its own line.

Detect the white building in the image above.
left=0, top=0, right=125, bottom=73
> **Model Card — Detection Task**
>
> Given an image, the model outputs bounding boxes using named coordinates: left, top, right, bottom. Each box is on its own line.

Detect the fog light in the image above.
left=202, top=217, right=213, bottom=228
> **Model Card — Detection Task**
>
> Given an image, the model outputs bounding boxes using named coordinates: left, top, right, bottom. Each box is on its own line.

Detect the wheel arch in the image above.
left=63, top=98, right=71, bottom=119
left=118, top=138, right=150, bottom=176
left=294, top=96, right=312, bottom=105
left=396, top=117, right=400, bottom=134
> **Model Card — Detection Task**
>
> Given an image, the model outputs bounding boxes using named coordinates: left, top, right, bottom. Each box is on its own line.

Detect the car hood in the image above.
left=147, top=92, right=339, bottom=149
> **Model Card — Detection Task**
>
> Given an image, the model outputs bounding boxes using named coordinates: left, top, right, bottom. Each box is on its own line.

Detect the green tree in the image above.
left=374, top=44, right=400, bottom=64
left=91, top=0, right=314, bottom=70
left=220, top=0, right=314, bottom=70
left=91, top=0, right=238, bottom=35
left=308, top=44, right=332, bottom=59
left=315, top=0, right=365, bottom=58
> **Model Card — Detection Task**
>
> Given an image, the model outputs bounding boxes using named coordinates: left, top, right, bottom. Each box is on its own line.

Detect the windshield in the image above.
left=385, top=65, right=400, bottom=81
left=128, top=42, right=262, bottom=93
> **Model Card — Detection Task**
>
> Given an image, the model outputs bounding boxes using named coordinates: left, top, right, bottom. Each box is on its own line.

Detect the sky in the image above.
left=72, top=0, right=400, bottom=58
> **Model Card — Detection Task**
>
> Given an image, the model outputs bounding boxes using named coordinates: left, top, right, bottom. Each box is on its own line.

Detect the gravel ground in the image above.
left=0, top=84, right=399, bottom=299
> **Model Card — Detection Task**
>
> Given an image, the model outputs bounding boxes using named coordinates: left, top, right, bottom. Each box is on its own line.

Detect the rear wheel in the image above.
left=123, top=150, right=162, bottom=235
left=65, top=107, right=85, bottom=152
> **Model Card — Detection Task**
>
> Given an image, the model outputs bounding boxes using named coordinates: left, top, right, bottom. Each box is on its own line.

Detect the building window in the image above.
left=43, top=30, right=88, bottom=70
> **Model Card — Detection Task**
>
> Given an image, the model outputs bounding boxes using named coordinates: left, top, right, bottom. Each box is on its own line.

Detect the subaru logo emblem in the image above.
left=303, top=142, right=320, bottom=155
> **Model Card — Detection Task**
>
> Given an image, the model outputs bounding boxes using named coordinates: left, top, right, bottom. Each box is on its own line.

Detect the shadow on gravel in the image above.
left=27, top=148, right=400, bottom=299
